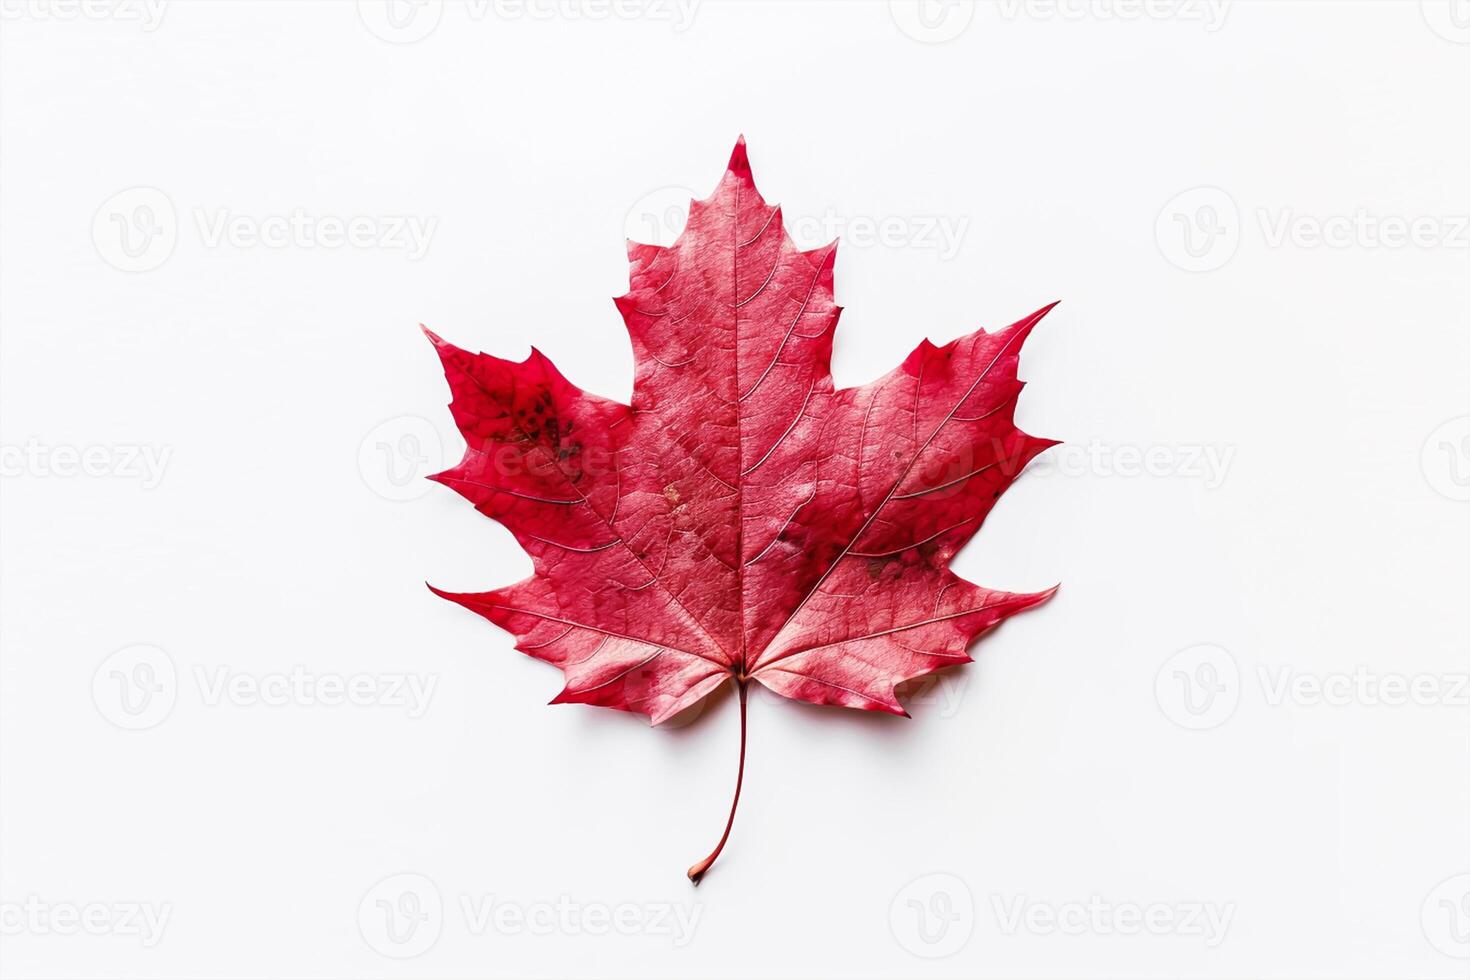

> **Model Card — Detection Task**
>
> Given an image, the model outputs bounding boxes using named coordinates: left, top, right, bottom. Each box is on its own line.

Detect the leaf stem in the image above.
left=686, top=678, right=747, bottom=885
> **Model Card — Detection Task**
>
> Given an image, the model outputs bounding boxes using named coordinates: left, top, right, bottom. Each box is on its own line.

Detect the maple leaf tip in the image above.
left=1023, top=300, right=1061, bottom=330
left=1015, top=584, right=1061, bottom=612
left=803, top=238, right=839, bottom=268
left=421, top=327, right=474, bottom=369
left=726, top=136, right=751, bottom=176
left=996, top=300, right=1063, bottom=348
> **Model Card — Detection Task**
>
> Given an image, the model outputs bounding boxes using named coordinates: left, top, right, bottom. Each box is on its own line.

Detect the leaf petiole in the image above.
left=686, top=678, right=748, bottom=885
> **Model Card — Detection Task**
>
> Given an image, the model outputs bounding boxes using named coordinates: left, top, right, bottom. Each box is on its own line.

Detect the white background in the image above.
left=2, top=1, right=1468, bottom=977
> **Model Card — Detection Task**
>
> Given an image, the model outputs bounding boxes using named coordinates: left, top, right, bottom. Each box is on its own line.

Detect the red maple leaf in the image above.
left=426, top=139, right=1057, bottom=882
